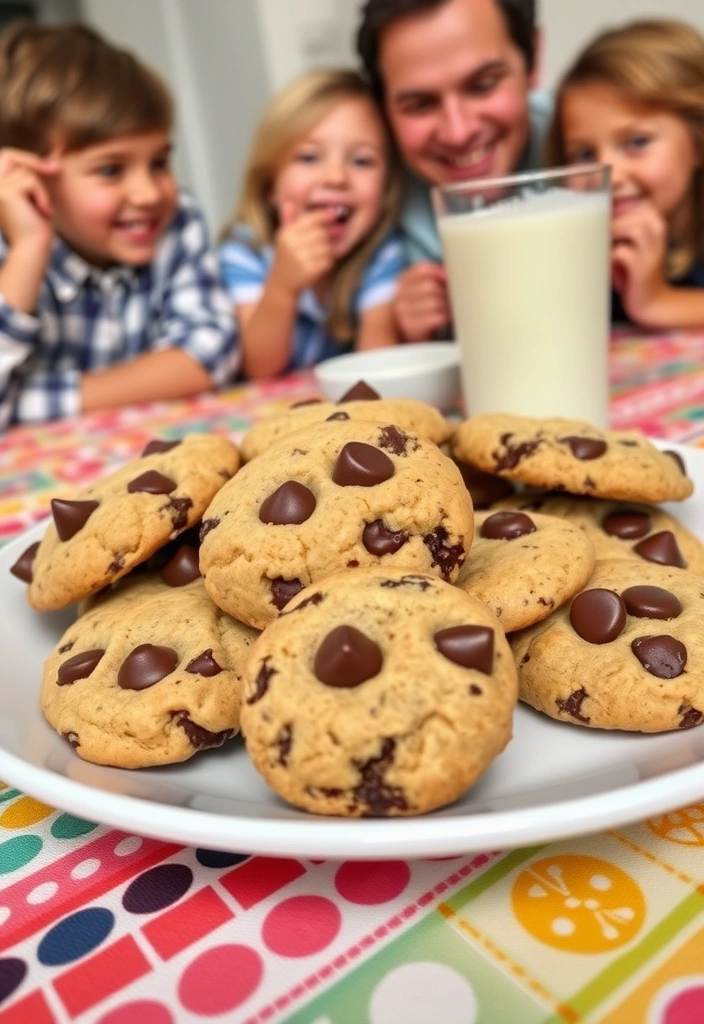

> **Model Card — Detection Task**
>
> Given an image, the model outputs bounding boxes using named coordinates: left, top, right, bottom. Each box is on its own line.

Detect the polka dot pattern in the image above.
left=0, top=958, right=26, bottom=1005
left=0, top=835, right=42, bottom=874
left=122, top=864, right=193, bottom=914
left=38, top=907, right=115, bottom=966
left=335, top=861, right=411, bottom=905
left=178, top=945, right=263, bottom=1015
left=262, top=896, right=341, bottom=957
left=97, top=1001, right=174, bottom=1024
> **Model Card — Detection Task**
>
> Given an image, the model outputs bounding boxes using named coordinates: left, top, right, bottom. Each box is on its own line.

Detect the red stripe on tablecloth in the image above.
left=53, top=934, right=151, bottom=1017
left=219, top=857, right=306, bottom=909
left=142, top=884, right=234, bottom=960
left=0, top=833, right=182, bottom=952
left=0, top=989, right=55, bottom=1024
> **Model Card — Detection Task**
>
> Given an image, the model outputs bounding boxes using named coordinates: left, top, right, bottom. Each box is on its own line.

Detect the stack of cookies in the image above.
left=10, top=390, right=703, bottom=818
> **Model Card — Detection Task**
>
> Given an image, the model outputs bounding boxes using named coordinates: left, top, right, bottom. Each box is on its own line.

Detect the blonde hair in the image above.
left=545, top=19, right=704, bottom=278
left=222, top=67, right=403, bottom=343
left=0, top=21, right=173, bottom=154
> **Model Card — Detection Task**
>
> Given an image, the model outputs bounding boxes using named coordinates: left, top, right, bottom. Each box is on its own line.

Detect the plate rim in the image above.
left=3, top=438, right=704, bottom=860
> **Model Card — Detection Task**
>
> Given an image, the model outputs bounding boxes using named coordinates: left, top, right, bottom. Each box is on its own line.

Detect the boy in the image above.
left=0, top=22, right=239, bottom=428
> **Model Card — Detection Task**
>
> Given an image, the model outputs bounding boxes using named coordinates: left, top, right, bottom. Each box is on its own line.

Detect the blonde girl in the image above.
left=546, top=19, right=704, bottom=328
left=219, top=68, right=404, bottom=379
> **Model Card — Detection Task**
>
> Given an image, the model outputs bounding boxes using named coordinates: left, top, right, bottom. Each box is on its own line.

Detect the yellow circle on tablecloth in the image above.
left=0, top=796, right=54, bottom=829
left=511, top=854, right=645, bottom=953
left=647, top=805, right=704, bottom=845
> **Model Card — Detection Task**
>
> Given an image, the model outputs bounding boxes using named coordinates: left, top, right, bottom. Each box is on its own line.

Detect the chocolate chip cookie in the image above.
left=240, top=567, right=518, bottom=816
left=20, top=434, right=239, bottom=612
left=456, top=510, right=596, bottom=631
left=493, top=494, right=704, bottom=575
left=452, top=414, right=692, bottom=503
left=240, top=382, right=453, bottom=462
left=512, top=558, right=704, bottom=732
left=200, top=420, right=473, bottom=629
left=41, top=552, right=258, bottom=768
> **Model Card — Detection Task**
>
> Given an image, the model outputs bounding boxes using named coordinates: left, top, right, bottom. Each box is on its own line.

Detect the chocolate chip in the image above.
left=276, top=724, right=293, bottom=766
left=378, top=425, right=416, bottom=456
left=142, top=439, right=181, bottom=456
left=423, top=526, right=465, bottom=580
left=454, top=460, right=514, bottom=509
left=51, top=498, right=100, bottom=541
left=556, top=687, right=590, bottom=723
left=161, top=545, right=201, bottom=586
left=380, top=574, right=431, bottom=590
left=118, top=644, right=178, bottom=690
left=569, top=589, right=627, bottom=644
left=326, top=412, right=350, bottom=421
left=338, top=381, right=380, bottom=402
left=281, top=591, right=325, bottom=614
left=314, top=625, right=383, bottom=687
left=9, top=542, right=39, bottom=583
left=165, top=496, right=192, bottom=530
left=290, top=398, right=322, bottom=408
left=480, top=511, right=536, bottom=540
left=353, top=738, right=407, bottom=815
left=171, top=711, right=233, bottom=749
left=58, top=641, right=74, bottom=653
left=127, top=470, right=177, bottom=495
left=259, top=481, right=316, bottom=525
left=108, top=552, right=125, bottom=574
left=200, top=517, right=220, bottom=541
left=631, top=635, right=687, bottom=678
left=494, top=437, right=540, bottom=470
left=332, top=442, right=394, bottom=487
left=57, top=649, right=105, bottom=686
left=678, top=704, right=702, bottom=729
left=271, top=577, right=303, bottom=610
left=559, top=436, right=607, bottom=460
left=663, top=449, right=686, bottom=474
left=602, top=510, right=652, bottom=539
left=247, top=657, right=276, bottom=704
left=62, top=731, right=80, bottom=748
left=363, top=520, right=408, bottom=555
left=622, top=585, right=682, bottom=620
left=633, top=531, right=686, bottom=568
left=186, top=649, right=222, bottom=676
left=434, top=625, right=494, bottom=673
left=469, top=684, right=483, bottom=695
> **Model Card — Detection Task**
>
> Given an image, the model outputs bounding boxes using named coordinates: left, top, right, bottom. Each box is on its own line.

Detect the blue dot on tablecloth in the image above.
left=51, top=814, right=98, bottom=839
left=0, top=835, right=42, bottom=874
left=0, top=958, right=27, bottom=1005
left=195, top=850, right=249, bottom=868
left=38, top=907, right=115, bottom=966
left=122, top=863, right=193, bottom=914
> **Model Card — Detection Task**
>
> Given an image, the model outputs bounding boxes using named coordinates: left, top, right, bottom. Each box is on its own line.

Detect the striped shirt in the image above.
left=0, top=190, right=239, bottom=428
left=219, top=228, right=405, bottom=372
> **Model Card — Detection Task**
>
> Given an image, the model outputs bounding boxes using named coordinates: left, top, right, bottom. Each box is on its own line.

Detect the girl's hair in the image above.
left=545, top=19, right=704, bottom=278
left=0, top=21, right=173, bottom=154
left=222, top=67, right=403, bottom=343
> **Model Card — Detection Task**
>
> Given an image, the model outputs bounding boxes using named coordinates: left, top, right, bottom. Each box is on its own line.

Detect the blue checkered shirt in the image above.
left=0, top=190, right=239, bottom=428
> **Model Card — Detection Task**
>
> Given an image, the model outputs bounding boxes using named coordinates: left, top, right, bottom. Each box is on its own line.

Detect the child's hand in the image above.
left=611, top=202, right=669, bottom=322
left=394, top=263, right=451, bottom=342
left=270, top=201, right=336, bottom=295
left=0, top=148, right=58, bottom=252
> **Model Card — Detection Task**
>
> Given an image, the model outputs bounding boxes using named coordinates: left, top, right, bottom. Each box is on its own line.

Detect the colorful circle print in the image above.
left=512, top=855, right=646, bottom=954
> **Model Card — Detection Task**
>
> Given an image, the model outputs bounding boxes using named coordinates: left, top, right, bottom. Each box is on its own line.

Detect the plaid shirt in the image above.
left=0, top=190, right=239, bottom=427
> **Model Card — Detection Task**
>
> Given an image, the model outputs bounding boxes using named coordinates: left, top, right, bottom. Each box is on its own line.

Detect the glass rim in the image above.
left=432, top=162, right=608, bottom=197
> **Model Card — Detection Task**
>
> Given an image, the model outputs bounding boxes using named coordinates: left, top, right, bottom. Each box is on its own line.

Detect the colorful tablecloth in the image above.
left=2, top=334, right=704, bottom=1024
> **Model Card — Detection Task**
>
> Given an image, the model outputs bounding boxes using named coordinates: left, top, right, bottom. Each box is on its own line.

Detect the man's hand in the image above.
left=611, top=201, right=669, bottom=323
left=269, top=201, right=336, bottom=296
left=394, top=262, right=451, bottom=341
left=0, top=148, right=58, bottom=253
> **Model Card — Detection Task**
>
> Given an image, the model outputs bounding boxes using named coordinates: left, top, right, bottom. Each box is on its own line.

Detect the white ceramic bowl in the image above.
left=314, top=342, right=461, bottom=410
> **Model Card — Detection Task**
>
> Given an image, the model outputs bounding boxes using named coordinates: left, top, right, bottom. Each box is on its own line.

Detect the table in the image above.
left=1, top=331, right=704, bottom=1024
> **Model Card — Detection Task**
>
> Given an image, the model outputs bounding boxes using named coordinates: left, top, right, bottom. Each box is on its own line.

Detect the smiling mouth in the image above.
left=308, top=202, right=353, bottom=223
left=440, top=146, right=491, bottom=169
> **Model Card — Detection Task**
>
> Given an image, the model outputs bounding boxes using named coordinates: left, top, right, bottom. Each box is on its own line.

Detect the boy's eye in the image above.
left=94, top=163, right=122, bottom=178
left=351, top=154, right=377, bottom=168
left=294, top=151, right=319, bottom=164
left=626, top=134, right=651, bottom=152
left=566, top=146, right=596, bottom=164
left=152, top=155, right=171, bottom=171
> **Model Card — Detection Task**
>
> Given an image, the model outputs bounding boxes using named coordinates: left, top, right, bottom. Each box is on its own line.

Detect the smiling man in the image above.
left=357, top=0, right=552, bottom=341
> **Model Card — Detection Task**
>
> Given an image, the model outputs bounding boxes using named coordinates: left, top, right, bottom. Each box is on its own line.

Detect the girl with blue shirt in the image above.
left=545, top=19, right=704, bottom=329
left=219, top=69, right=405, bottom=379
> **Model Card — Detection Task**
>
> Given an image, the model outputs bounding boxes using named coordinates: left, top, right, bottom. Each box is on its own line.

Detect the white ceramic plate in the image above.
left=2, top=441, right=704, bottom=860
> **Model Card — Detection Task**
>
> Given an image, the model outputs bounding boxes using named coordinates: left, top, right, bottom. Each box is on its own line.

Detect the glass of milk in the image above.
left=433, top=164, right=611, bottom=424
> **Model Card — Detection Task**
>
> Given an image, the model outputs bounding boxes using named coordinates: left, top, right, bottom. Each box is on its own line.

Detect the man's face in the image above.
left=379, top=0, right=533, bottom=186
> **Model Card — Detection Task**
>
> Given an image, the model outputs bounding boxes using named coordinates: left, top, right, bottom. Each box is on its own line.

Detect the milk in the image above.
left=438, top=187, right=610, bottom=424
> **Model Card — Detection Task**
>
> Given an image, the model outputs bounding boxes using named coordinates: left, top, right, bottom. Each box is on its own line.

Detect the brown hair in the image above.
left=357, top=0, right=537, bottom=102
left=545, top=19, right=704, bottom=277
left=0, top=21, right=173, bottom=154
left=222, top=67, right=403, bottom=343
